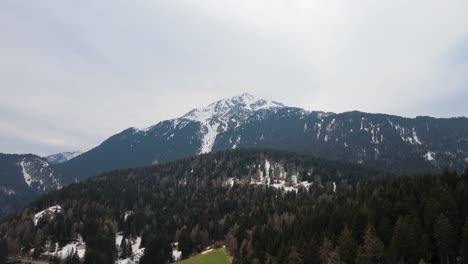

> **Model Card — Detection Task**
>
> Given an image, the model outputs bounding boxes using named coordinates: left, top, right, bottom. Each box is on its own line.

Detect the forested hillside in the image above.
left=1, top=150, right=467, bottom=263
left=55, top=94, right=468, bottom=184
left=0, top=154, right=61, bottom=219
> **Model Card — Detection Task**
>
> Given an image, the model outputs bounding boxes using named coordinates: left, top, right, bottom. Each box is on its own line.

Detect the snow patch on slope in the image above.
left=424, top=151, right=436, bottom=161
left=34, top=205, right=62, bottom=226
left=58, top=241, right=86, bottom=258
left=20, top=160, right=32, bottom=187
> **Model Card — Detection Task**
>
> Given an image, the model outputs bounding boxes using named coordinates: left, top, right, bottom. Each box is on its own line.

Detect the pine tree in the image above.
left=338, top=226, right=358, bottom=264
left=65, top=249, right=80, bottom=264
left=126, top=239, right=133, bottom=258
left=356, top=225, right=385, bottom=264
left=0, top=239, right=7, bottom=264
left=287, top=246, right=303, bottom=264
left=120, top=238, right=129, bottom=258
left=71, top=249, right=81, bottom=264
left=417, top=233, right=433, bottom=263
left=389, top=216, right=408, bottom=262
left=49, top=254, right=61, bottom=264
left=319, top=238, right=334, bottom=264
left=225, top=231, right=238, bottom=256
left=178, top=228, right=193, bottom=258
left=434, top=214, right=455, bottom=264
left=140, top=235, right=170, bottom=264
left=460, top=219, right=468, bottom=264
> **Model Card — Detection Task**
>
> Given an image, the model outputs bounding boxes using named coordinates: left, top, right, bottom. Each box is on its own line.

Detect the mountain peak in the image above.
left=183, top=93, right=284, bottom=121
left=181, top=93, right=285, bottom=153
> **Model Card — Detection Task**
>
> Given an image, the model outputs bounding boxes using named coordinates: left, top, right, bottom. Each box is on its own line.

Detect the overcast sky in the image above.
left=1, top=0, right=468, bottom=156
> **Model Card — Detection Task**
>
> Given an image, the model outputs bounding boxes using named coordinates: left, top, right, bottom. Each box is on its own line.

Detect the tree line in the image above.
left=0, top=149, right=466, bottom=263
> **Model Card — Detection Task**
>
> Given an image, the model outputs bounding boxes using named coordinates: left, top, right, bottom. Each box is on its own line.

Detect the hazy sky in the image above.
left=1, top=0, right=468, bottom=155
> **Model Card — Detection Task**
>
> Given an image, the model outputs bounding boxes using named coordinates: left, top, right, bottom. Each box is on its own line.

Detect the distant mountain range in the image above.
left=46, top=150, right=85, bottom=164
left=1, top=93, right=467, bottom=219
left=56, top=93, right=468, bottom=184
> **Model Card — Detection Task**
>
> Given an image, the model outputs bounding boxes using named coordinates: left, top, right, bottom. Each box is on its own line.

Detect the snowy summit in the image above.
left=181, top=93, right=285, bottom=153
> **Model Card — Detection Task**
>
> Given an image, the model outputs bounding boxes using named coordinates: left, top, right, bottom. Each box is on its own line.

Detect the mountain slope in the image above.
left=0, top=149, right=384, bottom=262
left=1, top=149, right=467, bottom=263
left=56, top=94, right=468, bottom=183
left=56, top=93, right=286, bottom=183
left=0, top=154, right=61, bottom=218
left=215, top=109, right=468, bottom=174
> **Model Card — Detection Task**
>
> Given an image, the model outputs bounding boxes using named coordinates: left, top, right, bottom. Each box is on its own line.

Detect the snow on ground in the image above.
left=46, top=150, right=85, bottom=164
left=172, top=249, right=182, bottom=261
left=117, top=248, right=145, bottom=264
left=250, top=179, right=312, bottom=193
left=116, top=233, right=144, bottom=264
left=1, top=186, right=16, bottom=195
left=424, top=151, right=436, bottom=161
left=20, top=160, right=32, bottom=187
left=34, top=205, right=62, bottom=226
left=57, top=241, right=86, bottom=258
left=116, top=233, right=124, bottom=247
left=201, top=248, right=214, bottom=254
left=199, top=123, right=220, bottom=154
left=124, top=211, right=133, bottom=221
left=43, top=240, right=86, bottom=259
left=225, top=177, right=235, bottom=187
left=132, top=237, right=142, bottom=253
left=264, top=160, right=271, bottom=177
left=115, top=233, right=142, bottom=254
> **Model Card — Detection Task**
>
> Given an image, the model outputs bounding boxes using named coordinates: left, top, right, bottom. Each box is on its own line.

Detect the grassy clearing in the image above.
left=177, top=248, right=231, bottom=264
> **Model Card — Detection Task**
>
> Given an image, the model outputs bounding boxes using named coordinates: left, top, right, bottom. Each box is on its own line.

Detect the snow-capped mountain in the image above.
left=0, top=154, right=61, bottom=218
left=46, top=150, right=85, bottom=164
left=54, top=93, right=468, bottom=183
left=2, top=93, right=468, bottom=219
left=172, top=93, right=284, bottom=153
left=55, top=93, right=288, bottom=183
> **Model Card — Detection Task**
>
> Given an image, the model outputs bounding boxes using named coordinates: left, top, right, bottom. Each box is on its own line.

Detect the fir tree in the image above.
left=356, top=225, right=385, bottom=264
left=338, top=226, right=358, bottom=264
left=49, top=254, right=61, bottom=264
left=460, top=219, right=468, bottom=264
left=178, top=228, right=193, bottom=258
left=434, top=214, right=455, bottom=264
left=0, top=239, right=8, bottom=264
left=287, top=246, right=303, bottom=264
left=417, top=233, right=433, bottom=263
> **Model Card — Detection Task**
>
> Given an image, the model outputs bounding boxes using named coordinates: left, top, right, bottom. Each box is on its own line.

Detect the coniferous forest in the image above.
left=0, top=149, right=468, bottom=263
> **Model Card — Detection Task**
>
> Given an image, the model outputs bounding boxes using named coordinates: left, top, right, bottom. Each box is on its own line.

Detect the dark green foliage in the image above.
left=49, top=254, right=61, bottom=264
left=179, top=228, right=193, bottom=258
left=461, top=219, right=468, bottom=264
left=83, top=221, right=116, bottom=264
left=139, top=235, right=171, bottom=264
left=338, top=226, right=357, bottom=264
left=64, top=249, right=81, bottom=264
left=434, top=214, right=455, bottom=264
left=0, top=150, right=467, bottom=263
left=287, top=247, right=303, bottom=264
left=0, top=238, right=7, bottom=263
left=356, top=225, right=385, bottom=264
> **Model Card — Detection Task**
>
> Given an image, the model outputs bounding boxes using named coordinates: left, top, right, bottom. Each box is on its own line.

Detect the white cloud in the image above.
left=0, top=0, right=467, bottom=154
